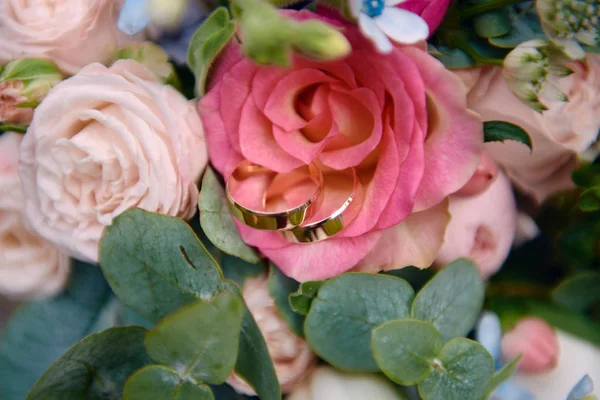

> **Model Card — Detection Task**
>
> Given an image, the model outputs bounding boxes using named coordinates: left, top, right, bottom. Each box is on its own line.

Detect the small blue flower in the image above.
left=567, top=375, right=595, bottom=400
left=363, top=0, right=385, bottom=18
left=118, top=0, right=150, bottom=35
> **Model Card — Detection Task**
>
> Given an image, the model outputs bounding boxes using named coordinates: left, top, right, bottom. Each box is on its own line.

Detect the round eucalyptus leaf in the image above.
left=123, top=365, right=214, bottom=400
left=305, top=273, right=415, bottom=371
left=26, top=327, right=152, bottom=400
left=372, top=319, right=443, bottom=385
left=473, top=10, right=511, bottom=38
left=418, top=338, right=494, bottom=400
left=145, top=292, right=243, bottom=384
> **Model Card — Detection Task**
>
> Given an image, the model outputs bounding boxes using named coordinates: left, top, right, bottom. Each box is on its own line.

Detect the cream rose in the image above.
left=227, top=273, right=316, bottom=395
left=459, top=55, right=600, bottom=203
left=0, top=132, right=70, bottom=298
left=19, top=60, right=208, bottom=262
left=0, top=0, right=139, bottom=75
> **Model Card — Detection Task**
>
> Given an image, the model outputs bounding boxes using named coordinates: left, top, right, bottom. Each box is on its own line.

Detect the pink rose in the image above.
left=19, top=60, right=208, bottom=262
left=501, top=317, right=559, bottom=374
left=199, top=10, right=482, bottom=281
left=0, top=81, right=34, bottom=125
left=227, top=273, right=316, bottom=395
left=458, top=55, right=600, bottom=203
left=0, top=133, right=70, bottom=299
left=399, top=0, right=451, bottom=36
left=434, top=170, right=517, bottom=279
left=0, top=0, right=139, bottom=75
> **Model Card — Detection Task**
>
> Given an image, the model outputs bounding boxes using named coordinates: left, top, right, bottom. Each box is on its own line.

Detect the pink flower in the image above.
left=501, top=317, right=559, bottom=374
left=434, top=170, right=517, bottom=279
left=199, top=10, right=482, bottom=281
left=0, top=81, right=34, bottom=125
left=0, top=0, right=140, bottom=75
left=457, top=55, right=600, bottom=203
left=399, top=0, right=451, bottom=36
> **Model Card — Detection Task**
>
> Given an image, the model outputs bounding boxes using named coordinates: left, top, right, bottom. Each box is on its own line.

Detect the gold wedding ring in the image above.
left=226, top=161, right=323, bottom=231
left=283, top=168, right=359, bottom=243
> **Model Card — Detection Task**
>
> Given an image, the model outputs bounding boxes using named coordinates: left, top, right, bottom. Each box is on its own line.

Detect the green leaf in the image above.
left=418, top=338, right=494, bottom=400
left=483, top=121, right=532, bottom=150
left=488, top=8, right=545, bottom=48
left=0, top=262, right=112, bottom=400
left=482, top=355, right=521, bottom=399
left=383, top=266, right=435, bottom=292
left=289, top=280, right=324, bottom=315
left=123, top=365, right=214, bottom=400
left=220, top=281, right=281, bottom=400
left=474, top=10, right=511, bottom=38
left=572, top=164, right=600, bottom=188
left=579, top=187, right=600, bottom=212
left=553, top=272, right=600, bottom=312
left=220, top=254, right=265, bottom=286
left=99, top=209, right=223, bottom=323
left=187, top=8, right=236, bottom=95
left=26, top=327, right=152, bottom=400
left=431, top=45, right=475, bottom=69
left=0, top=58, right=61, bottom=83
left=0, top=123, right=27, bottom=133
left=305, top=273, right=415, bottom=371
left=144, top=293, right=243, bottom=384
left=268, top=264, right=304, bottom=336
left=371, top=319, right=443, bottom=385
left=199, top=167, right=260, bottom=263
left=411, top=259, right=485, bottom=342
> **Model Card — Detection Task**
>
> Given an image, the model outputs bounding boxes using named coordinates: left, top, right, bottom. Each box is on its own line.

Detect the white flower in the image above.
left=349, top=0, right=429, bottom=53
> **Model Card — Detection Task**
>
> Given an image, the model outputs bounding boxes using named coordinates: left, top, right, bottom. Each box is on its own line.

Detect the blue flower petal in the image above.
left=476, top=311, right=503, bottom=367
left=568, top=375, right=594, bottom=400
left=118, top=0, right=150, bottom=35
left=493, top=381, right=535, bottom=400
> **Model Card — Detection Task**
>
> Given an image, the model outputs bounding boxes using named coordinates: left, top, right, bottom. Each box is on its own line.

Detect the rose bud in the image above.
left=290, top=20, right=351, bottom=61
left=453, top=151, right=499, bottom=197
left=227, top=273, right=317, bottom=395
left=434, top=171, right=517, bottom=279
left=0, top=58, right=62, bottom=125
left=501, top=317, right=559, bottom=374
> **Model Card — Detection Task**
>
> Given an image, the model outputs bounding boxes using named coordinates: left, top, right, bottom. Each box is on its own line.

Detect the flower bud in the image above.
left=147, top=0, right=187, bottom=29
left=454, top=151, right=499, bottom=197
left=290, top=21, right=351, bottom=61
left=0, top=58, right=62, bottom=125
left=501, top=317, right=559, bottom=374
left=115, top=42, right=177, bottom=85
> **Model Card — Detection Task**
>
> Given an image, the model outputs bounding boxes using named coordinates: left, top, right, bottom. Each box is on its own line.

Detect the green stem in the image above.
left=452, top=35, right=505, bottom=66
left=459, top=0, right=524, bottom=20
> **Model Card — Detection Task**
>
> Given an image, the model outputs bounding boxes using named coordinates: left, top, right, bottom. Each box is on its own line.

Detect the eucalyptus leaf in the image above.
left=220, top=254, right=264, bottom=286
left=371, top=319, right=443, bottom=385
left=187, top=8, right=236, bottom=95
left=418, top=338, right=494, bottom=400
left=483, top=121, right=532, bottom=150
left=123, top=365, right=214, bottom=400
left=553, top=272, right=600, bottom=312
left=482, top=355, right=521, bottom=399
left=144, top=293, right=243, bottom=384
left=220, top=281, right=281, bottom=400
left=305, top=273, right=415, bottom=371
left=289, top=280, right=324, bottom=315
left=268, top=264, right=304, bottom=336
left=26, top=327, right=152, bottom=400
left=579, top=187, right=600, bottom=212
left=199, top=168, right=260, bottom=263
left=488, top=8, right=545, bottom=48
left=411, top=259, right=485, bottom=342
left=432, top=45, right=475, bottom=69
left=0, top=262, right=112, bottom=400
left=99, top=209, right=223, bottom=323
left=474, top=10, right=511, bottom=38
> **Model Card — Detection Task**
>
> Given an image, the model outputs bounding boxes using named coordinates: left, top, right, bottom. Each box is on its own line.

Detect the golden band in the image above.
left=283, top=168, right=359, bottom=243
left=226, top=161, right=323, bottom=231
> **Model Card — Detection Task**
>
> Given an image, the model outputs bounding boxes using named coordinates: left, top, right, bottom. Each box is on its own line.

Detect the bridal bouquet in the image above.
left=1, top=0, right=600, bottom=398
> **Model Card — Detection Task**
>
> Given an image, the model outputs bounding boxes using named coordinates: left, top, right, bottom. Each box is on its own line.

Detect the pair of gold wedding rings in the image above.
left=226, top=160, right=358, bottom=243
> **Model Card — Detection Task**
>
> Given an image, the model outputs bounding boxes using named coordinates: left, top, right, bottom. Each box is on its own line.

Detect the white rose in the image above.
left=19, top=60, right=208, bottom=262
left=227, top=273, right=317, bottom=395
left=0, top=133, right=70, bottom=299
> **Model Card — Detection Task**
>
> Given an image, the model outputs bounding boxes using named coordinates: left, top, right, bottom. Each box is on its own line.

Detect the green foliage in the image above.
left=99, top=209, right=223, bottom=322
left=123, top=365, right=214, bottom=400
left=473, top=10, right=511, bottom=38
left=220, top=254, right=265, bottom=286
left=199, top=168, right=260, bottom=263
left=482, top=355, right=521, bottom=399
left=144, top=293, right=243, bottom=384
left=288, top=280, right=324, bottom=315
left=483, top=121, right=533, bottom=150
left=25, top=327, right=152, bottom=400
left=553, top=272, right=600, bottom=312
left=304, top=274, right=414, bottom=371
left=268, top=265, right=305, bottom=336
left=411, top=259, right=485, bottom=342
left=187, top=7, right=237, bottom=95
left=371, top=319, right=443, bottom=385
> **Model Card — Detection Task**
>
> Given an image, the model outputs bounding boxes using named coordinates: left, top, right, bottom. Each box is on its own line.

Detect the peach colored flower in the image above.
left=458, top=55, right=600, bottom=203
left=227, top=273, right=316, bottom=395
left=0, top=81, right=34, bottom=125
left=0, top=0, right=140, bottom=75
left=200, top=10, right=482, bottom=281
left=19, top=60, right=208, bottom=262
left=501, top=317, right=558, bottom=374
left=0, top=132, right=70, bottom=299
left=434, top=170, right=517, bottom=279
